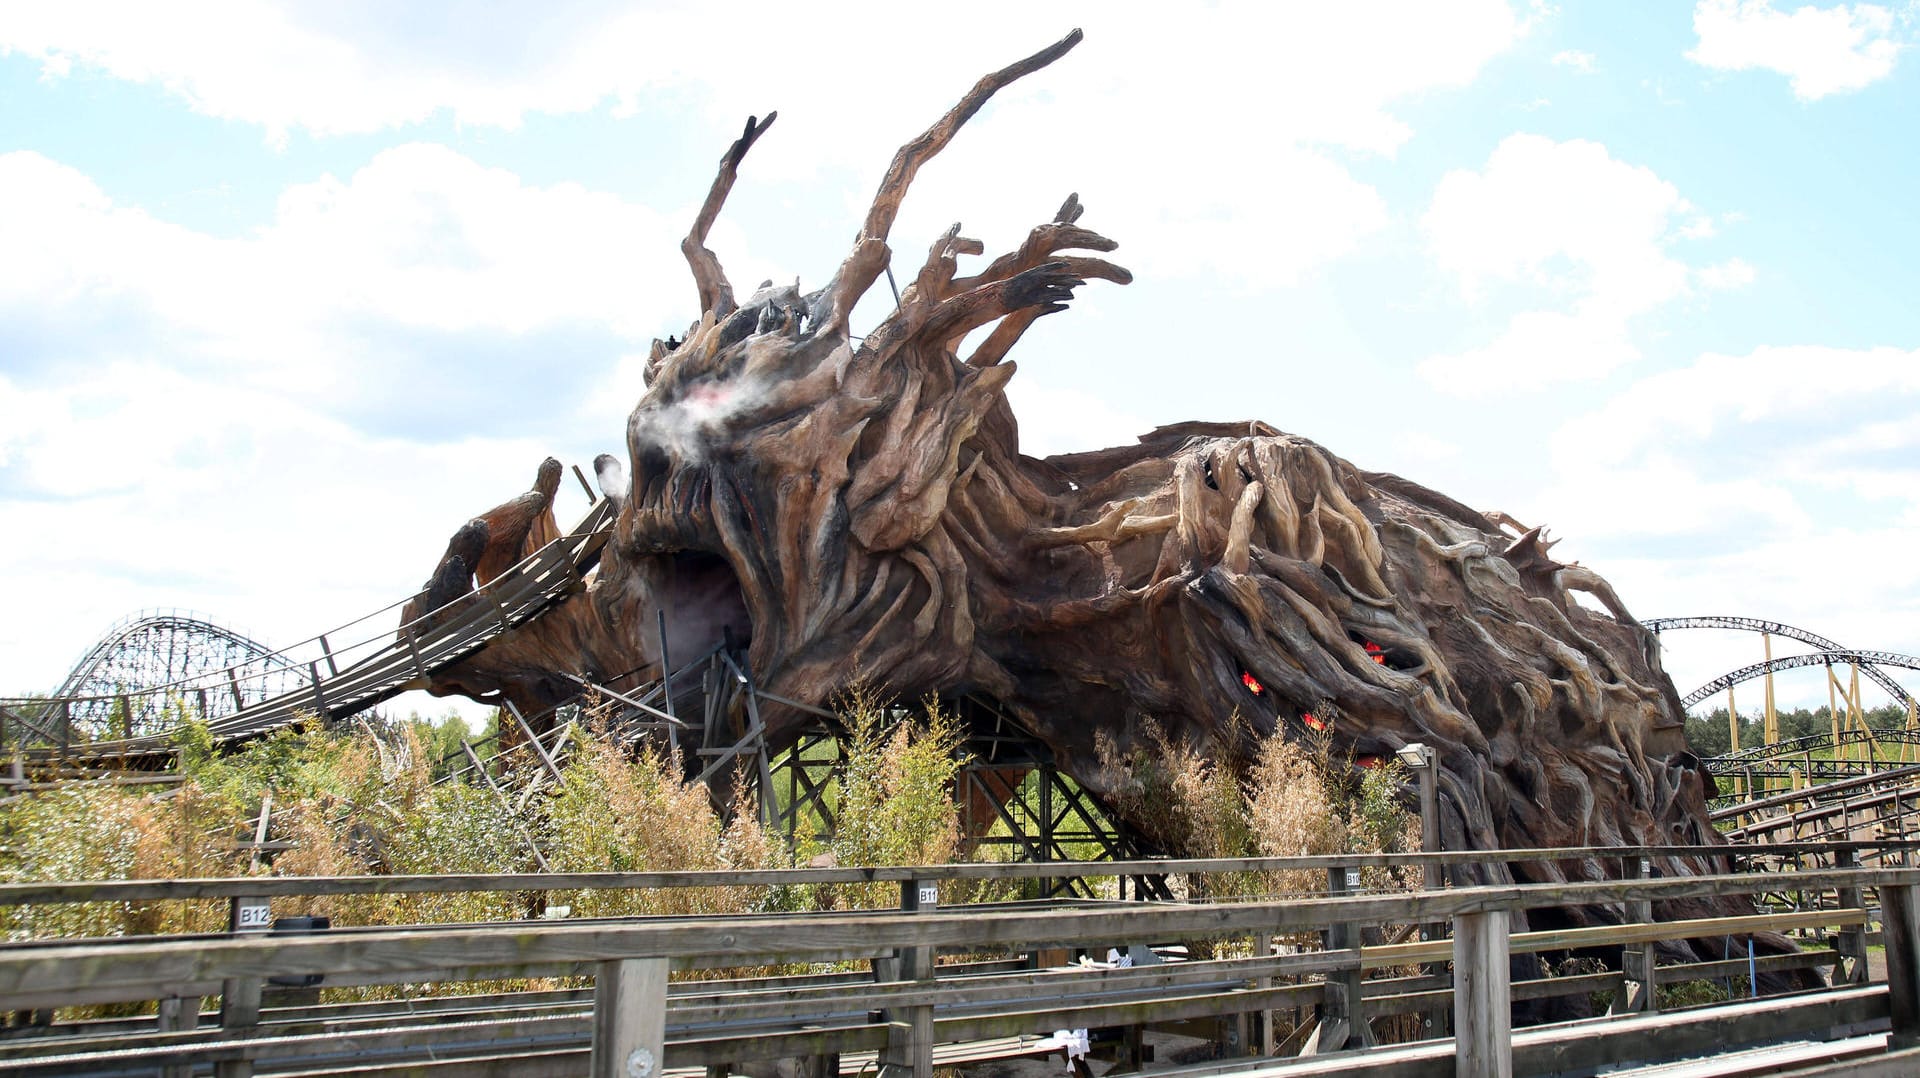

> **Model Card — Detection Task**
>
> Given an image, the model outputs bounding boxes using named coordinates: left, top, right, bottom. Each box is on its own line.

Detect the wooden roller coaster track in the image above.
left=0, top=500, right=614, bottom=763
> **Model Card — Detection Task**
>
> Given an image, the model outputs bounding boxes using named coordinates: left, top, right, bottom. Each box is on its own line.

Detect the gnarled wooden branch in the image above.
left=683, top=112, right=777, bottom=320
left=817, top=28, right=1084, bottom=332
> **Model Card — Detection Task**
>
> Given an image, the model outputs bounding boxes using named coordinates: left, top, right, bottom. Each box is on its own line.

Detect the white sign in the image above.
left=1344, top=869, right=1361, bottom=889
left=234, top=898, right=271, bottom=932
left=917, top=884, right=939, bottom=908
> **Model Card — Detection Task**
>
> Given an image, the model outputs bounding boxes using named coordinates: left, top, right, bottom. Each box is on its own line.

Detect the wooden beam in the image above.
left=1452, top=910, right=1511, bottom=1078
left=1362, top=907, right=1866, bottom=968
left=1884, top=882, right=1920, bottom=1049
left=0, top=843, right=1873, bottom=907
left=591, top=958, right=667, bottom=1078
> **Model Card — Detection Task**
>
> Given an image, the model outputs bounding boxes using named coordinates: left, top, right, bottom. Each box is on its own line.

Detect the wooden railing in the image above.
left=2, top=847, right=1918, bottom=1077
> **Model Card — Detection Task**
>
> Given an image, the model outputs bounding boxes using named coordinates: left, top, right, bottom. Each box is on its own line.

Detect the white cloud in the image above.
left=1552, top=49, right=1598, bottom=71
left=1004, top=379, right=1154, bottom=459
left=3, top=2, right=1527, bottom=292
left=1419, top=309, right=1643, bottom=393
left=0, top=147, right=721, bottom=406
left=1604, top=529, right=1920, bottom=710
left=1424, top=135, right=1693, bottom=312
left=1551, top=344, right=1920, bottom=471
left=1419, top=134, right=1713, bottom=391
left=0, top=147, right=710, bottom=689
left=0, top=362, right=592, bottom=693
left=1679, top=215, right=1718, bottom=239
left=1697, top=257, right=1757, bottom=289
left=0, top=3, right=1525, bottom=151
left=1688, top=0, right=1907, bottom=99
left=1524, top=343, right=1920, bottom=708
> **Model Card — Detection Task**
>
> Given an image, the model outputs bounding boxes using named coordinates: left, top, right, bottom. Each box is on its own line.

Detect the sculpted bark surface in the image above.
left=404, top=31, right=1792, bottom=979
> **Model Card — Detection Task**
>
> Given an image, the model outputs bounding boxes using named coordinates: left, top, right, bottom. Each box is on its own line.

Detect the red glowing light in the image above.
left=1363, top=640, right=1387, bottom=665
left=1302, top=711, right=1329, bottom=732
left=1355, top=755, right=1383, bottom=769
left=1240, top=671, right=1264, bottom=695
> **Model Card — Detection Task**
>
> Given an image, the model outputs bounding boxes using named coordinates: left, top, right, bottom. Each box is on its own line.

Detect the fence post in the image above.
left=1622, top=854, right=1657, bottom=1013
left=215, top=977, right=261, bottom=1078
left=881, top=879, right=937, bottom=1078
left=308, top=662, right=328, bottom=719
left=1452, top=909, right=1512, bottom=1078
left=1883, top=883, right=1920, bottom=1049
left=591, top=957, right=668, bottom=1078
left=1834, top=847, right=1869, bottom=985
left=156, top=995, right=200, bottom=1078
left=215, top=895, right=272, bottom=1078
left=1306, top=866, right=1370, bottom=1052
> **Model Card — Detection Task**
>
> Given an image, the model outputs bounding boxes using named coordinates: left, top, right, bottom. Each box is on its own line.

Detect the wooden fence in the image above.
left=0, top=847, right=1915, bottom=1078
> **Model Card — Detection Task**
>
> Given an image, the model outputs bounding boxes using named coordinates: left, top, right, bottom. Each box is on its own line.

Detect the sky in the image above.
left=2, top=0, right=1917, bottom=722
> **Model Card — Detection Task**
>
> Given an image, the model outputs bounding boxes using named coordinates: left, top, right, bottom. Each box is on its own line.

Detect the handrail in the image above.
left=0, top=840, right=1908, bottom=907
left=0, top=865, right=1910, bottom=1007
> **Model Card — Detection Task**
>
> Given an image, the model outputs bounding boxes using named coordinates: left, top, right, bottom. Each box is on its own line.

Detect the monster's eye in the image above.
left=1241, top=671, right=1264, bottom=695
left=1302, top=711, right=1331, bottom=732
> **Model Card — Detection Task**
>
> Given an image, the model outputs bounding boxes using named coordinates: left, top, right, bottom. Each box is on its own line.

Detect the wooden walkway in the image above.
left=2, top=846, right=1917, bottom=1077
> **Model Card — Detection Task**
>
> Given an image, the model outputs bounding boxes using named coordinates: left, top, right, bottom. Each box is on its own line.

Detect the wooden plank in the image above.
left=0, top=845, right=1878, bottom=907
left=1510, top=984, right=1886, bottom=1075
left=1363, top=908, right=1867, bottom=968
left=669, top=951, right=1353, bottom=1023
left=931, top=982, right=1324, bottom=1045
left=264, top=1047, right=588, bottom=1078
left=1452, top=910, right=1510, bottom=1078
left=1766, top=1045, right=1920, bottom=1077
left=1652, top=948, right=1839, bottom=985
left=3, top=1010, right=590, bottom=1076
left=4, top=869, right=1916, bottom=1009
left=670, top=1023, right=890, bottom=1067
left=592, top=958, right=667, bottom=1078
left=1884, top=882, right=1920, bottom=1049
left=504, top=701, right=564, bottom=784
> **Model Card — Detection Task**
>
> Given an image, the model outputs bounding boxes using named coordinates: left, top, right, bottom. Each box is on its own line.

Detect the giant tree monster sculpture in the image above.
left=408, top=31, right=1797, bottom=979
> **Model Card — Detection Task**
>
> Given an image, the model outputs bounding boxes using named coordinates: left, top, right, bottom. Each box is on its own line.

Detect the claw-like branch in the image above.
left=952, top=193, right=1128, bottom=296
left=916, top=261, right=1086, bottom=347
left=684, top=112, right=777, bottom=319
left=818, top=29, right=1084, bottom=332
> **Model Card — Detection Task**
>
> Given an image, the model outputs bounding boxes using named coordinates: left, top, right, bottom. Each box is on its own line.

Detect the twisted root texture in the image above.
left=406, top=30, right=1802, bottom=982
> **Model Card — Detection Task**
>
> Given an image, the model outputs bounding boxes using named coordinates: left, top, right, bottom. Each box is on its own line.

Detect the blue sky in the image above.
left=2, top=1, right=1917, bottom=718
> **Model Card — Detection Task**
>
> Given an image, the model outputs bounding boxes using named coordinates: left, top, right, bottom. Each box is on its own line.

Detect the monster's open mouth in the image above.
left=647, top=549, right=752, bottom=672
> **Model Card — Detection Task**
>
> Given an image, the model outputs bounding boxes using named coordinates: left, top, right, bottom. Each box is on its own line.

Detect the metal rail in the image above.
left=1682, top=649, right=1920, bottom=709
left=1648, top=616, right=1917, bottom=708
